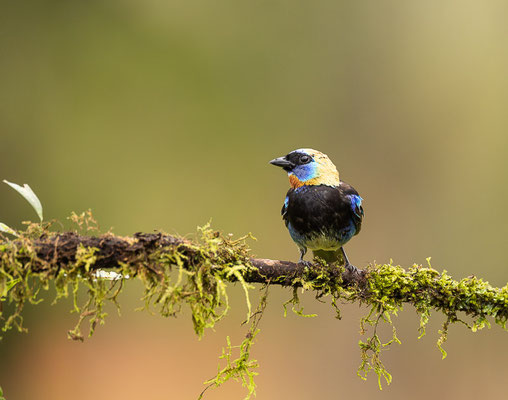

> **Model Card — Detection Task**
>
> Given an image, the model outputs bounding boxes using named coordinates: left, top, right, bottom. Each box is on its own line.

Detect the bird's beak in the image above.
left=269, top=156, right=294, bottom=170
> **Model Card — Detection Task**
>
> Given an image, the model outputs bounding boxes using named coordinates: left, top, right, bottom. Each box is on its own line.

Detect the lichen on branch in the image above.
left=1, top=215, right=507, bottom=397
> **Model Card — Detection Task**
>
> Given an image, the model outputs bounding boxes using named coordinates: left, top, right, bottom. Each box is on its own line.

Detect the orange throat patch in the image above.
left=289, top=174, right=304, bottom=188
left=289, top=171, right=341, bottom=189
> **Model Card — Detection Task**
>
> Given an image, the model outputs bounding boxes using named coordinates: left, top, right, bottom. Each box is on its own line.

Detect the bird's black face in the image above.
left=270, top=151, right=313, bottom=172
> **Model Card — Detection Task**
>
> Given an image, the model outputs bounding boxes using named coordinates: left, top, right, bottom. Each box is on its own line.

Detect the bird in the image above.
left=270, top=148, right=364, bottom=272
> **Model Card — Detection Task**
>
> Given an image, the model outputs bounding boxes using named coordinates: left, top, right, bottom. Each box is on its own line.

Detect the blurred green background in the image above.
left=1, top=0, right=508, bottom=399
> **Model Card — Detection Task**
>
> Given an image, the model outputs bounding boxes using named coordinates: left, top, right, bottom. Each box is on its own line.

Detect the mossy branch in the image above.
left=1, top=220, right=507, bottom=398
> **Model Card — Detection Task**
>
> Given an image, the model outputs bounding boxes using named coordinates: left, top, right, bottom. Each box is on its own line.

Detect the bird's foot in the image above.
left=298, top=259, right=313, bottom=268
left=344, top=263, right=362, bottom=274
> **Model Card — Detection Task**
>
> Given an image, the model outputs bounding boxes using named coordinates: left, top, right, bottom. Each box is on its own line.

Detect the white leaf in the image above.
left=3, top=180, right=43, bottom=221
left=93, top=270, right=129, bottom=280
left=0, top=222, right=18, bottom=237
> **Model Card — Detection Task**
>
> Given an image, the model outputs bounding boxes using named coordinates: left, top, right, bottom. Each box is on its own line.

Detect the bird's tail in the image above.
left=312, top=248, right=344, bottom=265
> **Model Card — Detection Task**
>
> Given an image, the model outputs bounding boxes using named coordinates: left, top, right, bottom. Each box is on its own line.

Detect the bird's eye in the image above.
left=300, top=155, right=311, bottom=164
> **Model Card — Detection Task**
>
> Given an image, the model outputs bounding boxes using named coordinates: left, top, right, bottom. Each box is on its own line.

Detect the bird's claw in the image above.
left=344, top=263, right=361, bottom=274
left=298, top=259, right=313, bottom=268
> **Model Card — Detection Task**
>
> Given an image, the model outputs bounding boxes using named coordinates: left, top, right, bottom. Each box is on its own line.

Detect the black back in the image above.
left=282, top=183, right=363, bottom=237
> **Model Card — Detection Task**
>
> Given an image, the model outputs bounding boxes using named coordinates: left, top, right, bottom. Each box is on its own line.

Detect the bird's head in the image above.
left=270, top=148, right=340, bottom=188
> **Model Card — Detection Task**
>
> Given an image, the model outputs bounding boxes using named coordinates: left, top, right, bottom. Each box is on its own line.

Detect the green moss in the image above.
left=271, top=259, right=508, bottom=389
left=1, top=216, right=508, bottom=397
left=200, top=286, right=269, bottom=400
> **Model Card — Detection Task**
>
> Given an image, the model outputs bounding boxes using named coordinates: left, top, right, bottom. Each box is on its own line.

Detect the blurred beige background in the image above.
left=1, top=1, right=508, bottom=399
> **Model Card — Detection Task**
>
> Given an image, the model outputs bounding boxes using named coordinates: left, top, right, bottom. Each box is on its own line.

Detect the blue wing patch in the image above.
left=281, top=196, right=289, bottom=218
left=348, top=195, right=364, bottom=219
